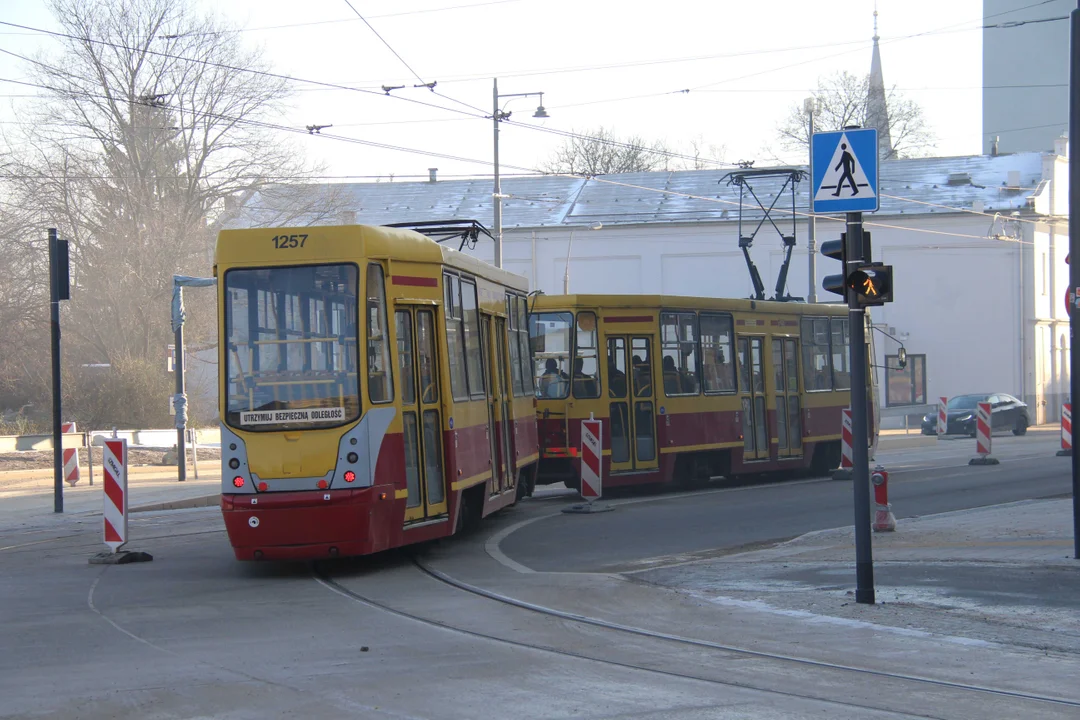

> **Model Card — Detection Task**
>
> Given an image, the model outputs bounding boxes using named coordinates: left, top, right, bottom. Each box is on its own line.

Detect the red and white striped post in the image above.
left=88, top=437, right=152, bottom=564
left=969, top=401, right=1000, bottom=465
left=102, top=439, right=128, bottom=552
left=61, top=422, right=80, bottom=486
left=562, top=414, right=613, bottom=514
left=937, top=397, right=948, bottom=437
left=833, top=408, right=854, bottom=480
left=1058, top=403, right=1073, bottom=457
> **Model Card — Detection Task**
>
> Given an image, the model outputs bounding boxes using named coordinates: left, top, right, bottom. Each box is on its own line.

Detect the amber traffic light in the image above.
left=847, top=265, right=893, bottom=306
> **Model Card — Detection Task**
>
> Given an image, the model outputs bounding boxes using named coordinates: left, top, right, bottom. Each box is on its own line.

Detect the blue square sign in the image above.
left=811, top=128, right=879, bottom=214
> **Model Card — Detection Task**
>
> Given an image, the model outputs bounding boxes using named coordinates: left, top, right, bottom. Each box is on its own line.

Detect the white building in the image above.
left=224, top=142, right=1070, bottom=425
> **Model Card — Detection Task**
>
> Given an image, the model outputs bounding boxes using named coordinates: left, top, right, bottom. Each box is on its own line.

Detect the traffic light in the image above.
left=821, top=232, right=882, bottom=303
left=847, top=264, right=893, bottom=306
left=820, top=233, right=848, bottom=299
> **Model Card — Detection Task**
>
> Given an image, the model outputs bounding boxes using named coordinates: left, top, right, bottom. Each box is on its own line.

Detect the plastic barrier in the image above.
left=969, top=401, right=999, bottom=465
left=1058, top=403, right=1072, bottom=457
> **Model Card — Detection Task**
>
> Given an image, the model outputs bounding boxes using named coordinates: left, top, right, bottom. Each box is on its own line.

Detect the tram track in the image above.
left=313, top=555, right=1080, bottom=719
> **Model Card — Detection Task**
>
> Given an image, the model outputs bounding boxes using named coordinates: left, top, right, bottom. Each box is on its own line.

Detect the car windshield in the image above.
left=948, top=395, right=986, bottom=410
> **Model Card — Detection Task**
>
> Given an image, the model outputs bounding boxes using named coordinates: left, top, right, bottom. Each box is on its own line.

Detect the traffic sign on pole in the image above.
left=811, top=129, right=879, bottom=214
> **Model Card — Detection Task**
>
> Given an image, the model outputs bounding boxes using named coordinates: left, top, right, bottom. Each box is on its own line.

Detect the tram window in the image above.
left=660, top=312, right=699, bottom=396
left=366, top=263, right=394, bottom=404
left=573, top=312, right=601, bottom=399
left=700, top=313, right=736, bottom=394
left=443, top=273, right=468, bottom=401
left=516, top=297, right=534, bottom=395
left=772, top=340, right=784, bottom=394
left=461, top=279, right=485, bottom=398
left=607, top=337, right=628, bottom=399
left=417, top=310, right=439, bottom=404
left=830, top=317, right=851, bottom=390
left=224, top=264, right=360, bottom=432
left=396, top=310, right=415, bottom=406
left=801, top=317, right=832, bottom=392
left=785, top=338, right=799, bottom=393
left=529, top=312, right=572, bottom=399
left=506, top=296, right=525, bottom=397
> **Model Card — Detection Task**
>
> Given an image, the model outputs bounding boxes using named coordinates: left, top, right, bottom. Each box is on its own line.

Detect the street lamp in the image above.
left=563, top=222, right=603, bottom=294
left=492, top=78, right=548, bottom=268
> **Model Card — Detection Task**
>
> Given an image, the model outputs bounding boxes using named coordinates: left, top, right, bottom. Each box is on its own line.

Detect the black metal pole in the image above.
left=175, top=299, right=186, bottom=483
left=1070, top=2, right=1080, bottom=559
left=49, top=228, right=63, bottom=514
left=846, top=211, right=874, bottom=603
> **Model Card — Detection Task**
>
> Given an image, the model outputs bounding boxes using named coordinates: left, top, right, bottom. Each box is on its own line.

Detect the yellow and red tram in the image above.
left=529, top=294, right=878, bottom=489
left=215, top=224, right=538, bottom=560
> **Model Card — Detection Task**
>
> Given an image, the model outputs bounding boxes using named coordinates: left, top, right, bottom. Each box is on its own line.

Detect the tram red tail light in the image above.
left=232, top=476, right=245, bottom=488
left=344, top=470, right=356, bottom=483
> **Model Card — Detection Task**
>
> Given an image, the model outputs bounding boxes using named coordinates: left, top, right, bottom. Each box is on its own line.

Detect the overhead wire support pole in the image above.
left=1070, top=0, right=1079, bottom=559
left=493, top=78, right=503, bottom=269
left=846, top=211, right=875, bottom=604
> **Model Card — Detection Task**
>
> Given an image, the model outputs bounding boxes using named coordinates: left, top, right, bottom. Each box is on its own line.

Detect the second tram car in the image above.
left=530, top=294, right=878, bottom=489
left=216, top=224, right=538, bottom=560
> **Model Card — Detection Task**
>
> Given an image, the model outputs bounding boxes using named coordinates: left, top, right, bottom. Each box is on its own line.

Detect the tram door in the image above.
left=606, top=335, right=659, bottom=473
left=395, top=307, right=448, bottom=523
left=481, top=315, right=515, bottom=496
left=737, top=335, right=769, bottom=461
left=772, top=336, right=802, bottom=458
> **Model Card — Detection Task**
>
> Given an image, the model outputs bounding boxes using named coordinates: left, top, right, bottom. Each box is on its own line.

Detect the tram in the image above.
left=529, top=294, right=879, bottom=489
left=215, top=223, right=538, bottom=560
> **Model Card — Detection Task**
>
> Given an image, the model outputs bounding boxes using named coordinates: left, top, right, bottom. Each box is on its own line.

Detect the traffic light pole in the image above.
left=846, top=211, right=875, bottom=604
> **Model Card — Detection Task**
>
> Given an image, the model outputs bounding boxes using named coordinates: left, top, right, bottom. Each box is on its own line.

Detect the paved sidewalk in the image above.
left=633, top=497, right=1080, bottom=654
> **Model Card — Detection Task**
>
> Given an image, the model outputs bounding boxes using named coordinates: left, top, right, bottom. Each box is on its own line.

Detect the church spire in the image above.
left=867, top=4, right=894, bottom=159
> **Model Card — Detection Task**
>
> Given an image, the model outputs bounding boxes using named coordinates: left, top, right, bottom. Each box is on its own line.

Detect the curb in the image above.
left=129, top=494, right=220, bottom=513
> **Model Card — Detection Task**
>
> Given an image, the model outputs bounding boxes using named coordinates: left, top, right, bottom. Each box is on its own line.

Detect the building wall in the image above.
left=982, top=0, right=1071, bottom=154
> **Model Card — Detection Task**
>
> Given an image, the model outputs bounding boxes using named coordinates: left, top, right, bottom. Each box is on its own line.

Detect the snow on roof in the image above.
left=224, top=152, right=1048, bottom=231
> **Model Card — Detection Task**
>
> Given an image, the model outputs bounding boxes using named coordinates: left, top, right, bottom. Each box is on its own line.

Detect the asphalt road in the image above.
left=500, top=429, right=1073, bottom=573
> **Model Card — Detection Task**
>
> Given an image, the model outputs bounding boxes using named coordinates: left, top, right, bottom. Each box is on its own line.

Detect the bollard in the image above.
left=61, top=422, right=80, bottom=486
left=832, top=408, right=854, bottom=480
left=1058, top=403, right=1072, bottom=457
left=871, top=466, right=896, bottom=532
left=937, top=396, right=947, bottom=437
left=969, top=401, right=1000, bottom=465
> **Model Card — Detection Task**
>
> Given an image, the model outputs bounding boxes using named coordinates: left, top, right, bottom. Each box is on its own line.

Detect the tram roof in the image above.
left=214, top=223, right=529, bottom=291
left=219, top=152, right=1048, bottom=231
left=530, top=294, right=850, bottom=315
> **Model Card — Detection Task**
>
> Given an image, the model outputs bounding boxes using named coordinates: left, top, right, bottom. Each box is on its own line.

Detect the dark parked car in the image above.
left=921, top=393, right=1030, bottom=436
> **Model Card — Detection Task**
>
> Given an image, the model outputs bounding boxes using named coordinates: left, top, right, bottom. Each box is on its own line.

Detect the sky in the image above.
left=0, top=0, right=992, bottom=182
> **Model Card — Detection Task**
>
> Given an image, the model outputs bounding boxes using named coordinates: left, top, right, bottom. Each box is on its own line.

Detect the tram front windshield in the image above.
left=529, top=312, right=573, bottom=399
left=224, top=264, right=360, bottom=432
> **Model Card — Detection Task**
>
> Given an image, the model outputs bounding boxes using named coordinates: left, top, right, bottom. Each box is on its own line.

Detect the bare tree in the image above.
left=542, top=127, right=673, bottom=176
left=0, top=0, right=337, bottom=424
left=776, top=71, right=935, bottom=161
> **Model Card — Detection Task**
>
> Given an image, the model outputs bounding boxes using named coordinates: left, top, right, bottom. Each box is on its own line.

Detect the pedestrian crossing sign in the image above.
left=811, top=128, right=879, bottom=213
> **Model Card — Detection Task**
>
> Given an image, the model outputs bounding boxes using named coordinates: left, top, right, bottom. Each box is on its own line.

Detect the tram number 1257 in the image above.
left=272, top=234, right=308, bottom=249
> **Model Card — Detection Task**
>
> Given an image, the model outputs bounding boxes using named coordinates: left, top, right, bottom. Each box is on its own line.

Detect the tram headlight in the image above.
left=347, top=452, right=358, bottom=464
left=229, top=458, right=240, bottom=470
